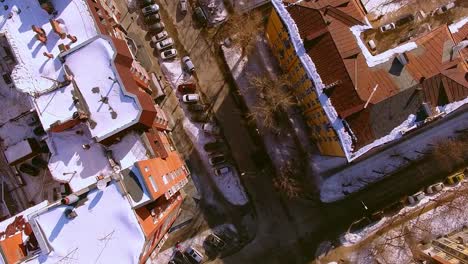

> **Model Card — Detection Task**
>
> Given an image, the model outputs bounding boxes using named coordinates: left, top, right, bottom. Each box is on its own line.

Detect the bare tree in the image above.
left=431, top=138, right=468, bottom=171
left=273, top=161, right=302, bottom=199
left=247, top=74, right=295, bottom=130
left=219, top=11, right=263, bottom=54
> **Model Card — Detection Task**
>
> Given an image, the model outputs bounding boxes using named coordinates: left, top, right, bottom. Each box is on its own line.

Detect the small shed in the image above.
left=4, top=138, right=40, bottom=166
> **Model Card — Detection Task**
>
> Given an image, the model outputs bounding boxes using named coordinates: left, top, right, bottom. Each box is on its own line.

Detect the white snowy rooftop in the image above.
left=0, top=0, right=97, bottom=94
left=26, top=182, right=145, bottom=264
left=46, top=125, right=113, bottom=192
left=34, top=84, right=77, bottom=131
left=64, top=37, right=140, bottom=140
left=109, top=132, right=151, bottom=207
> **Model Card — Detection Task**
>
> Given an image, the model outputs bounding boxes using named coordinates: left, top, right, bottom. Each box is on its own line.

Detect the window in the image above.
left=148, top=176, right=158, bottom=193
left=162, top=175, right=169, bottom=185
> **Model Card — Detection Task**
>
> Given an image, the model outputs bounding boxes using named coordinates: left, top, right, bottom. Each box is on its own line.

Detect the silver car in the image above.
left=142, top=4, right=159, bottom=16
left=156, top=38, right=174, bottom=51
left=182, top=56, right=195, bottom=73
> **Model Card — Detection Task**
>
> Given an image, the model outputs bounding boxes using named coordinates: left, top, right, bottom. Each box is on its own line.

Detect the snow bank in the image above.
left=363, top=0, right=409, bottom=16
left=448, top=17, right=468, bottom=34
left=161, top=61, right=193, bottom=89
left=350, top=25, right=418, bottom=67
left=271, top=0, right=354, bottom=160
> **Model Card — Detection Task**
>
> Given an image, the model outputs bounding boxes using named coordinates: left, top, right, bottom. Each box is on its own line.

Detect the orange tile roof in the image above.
left=0, top=233, right=27, bottom=264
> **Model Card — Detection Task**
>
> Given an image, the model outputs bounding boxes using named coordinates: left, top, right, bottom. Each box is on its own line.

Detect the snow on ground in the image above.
left=320, top=107, right=468, bottom=202
left=341, top=181, right=468, bottom=246
left=362, top=0, right=409, bottom=16
left=160, top=61, right=193, bottom=89
left=65, top=37, right=140, bottom=141
left=271, top=0, right=354, bottom=160
left=0, top=0, right=97, bottom=94
left=449, top=17, right=468, bottom=33
left=200, top=0, right=228, bottom=25
left=27, top=182, right=146, bottom=264
left=350, top=25, right=418, bottom=68
left=46, top=125, right=113, bottom=192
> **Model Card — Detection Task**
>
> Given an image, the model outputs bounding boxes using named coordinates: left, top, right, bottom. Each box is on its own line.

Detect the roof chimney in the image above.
left=396, top=53, right=409, bottom=65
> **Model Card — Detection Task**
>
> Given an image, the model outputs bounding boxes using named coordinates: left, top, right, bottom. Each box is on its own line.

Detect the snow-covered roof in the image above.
left=33, top=84, right=77, bottom=131
left=46, top=125, right=113, bottom=192
left=63, top=37, right=140, bottom=141
left=26, top=182, right=145, bottom=264
left=109, top=132, right=151, bottom=207
left=0, top=0, right=98, bottom=94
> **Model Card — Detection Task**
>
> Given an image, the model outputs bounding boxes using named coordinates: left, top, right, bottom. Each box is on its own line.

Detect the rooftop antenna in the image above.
left=364, top=84, right=379, bottom=109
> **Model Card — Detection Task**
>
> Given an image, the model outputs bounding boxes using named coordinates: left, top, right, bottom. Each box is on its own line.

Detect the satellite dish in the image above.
left=97, top=179, right=107, bottom=190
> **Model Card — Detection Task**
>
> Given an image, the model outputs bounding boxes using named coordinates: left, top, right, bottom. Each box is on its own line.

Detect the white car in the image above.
left=161, top=49, right=177, bottom=60
left=408, top=191, right=425, bottom=205
left=380, top=23, right=395, bottom=32
left=150, top=31, right=168, bottom=47
left=214, top=166, right=231, bottom=176
left=142, top=4, right=159, bottom=16
left=156, top=38, right=174, bottom=51
left=425, top=182, right=444, bottom=194
left=432, top=2, right=455, bottom=16
left=182, top=94, right=199, bottom=103
left=202, top=123, right=221, bottom=135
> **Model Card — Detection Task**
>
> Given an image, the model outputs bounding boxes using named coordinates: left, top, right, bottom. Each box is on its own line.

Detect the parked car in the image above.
left=408, top=191, right=425, bottom=205
left=142, top=4, right=159, bottom=16
left=425, top=182, right=444, bottom=194
left=185, top=247, right=204, bottom=264
left=182, top=93, right=200, bottom=103
left=187, top=104, right=206, bottom=112
left=179, top=0, right=188, bottom=15
left=150, top=31, right=168, bottom=47
left=32, top=156, right=48, bottom=169
left=144, top=13, right=160, bottom=24
left=209, top=155, right=226, bottom=166
left=204, top=140, right=223, bottom=152
left=148, top=22, right=165, bottom=32
left=445, top=170, right=465, bottom=185
left=19, top=163, right=40, bottom=176
left=139, top=0, right=155, bottom=8
left=177, top=83, right=196, bottom=94
left=205, top=233, right=227, bottom=252
left=191, top=112, right=209, bottom=123
left=214, top=166, right=231, bottom=176
left=182, top=56, right=195, bottom=73
left=202, top=123, right=220, bottom=135
left=367, top=39, right=377, bottom=51
left=380, top=22, right=395, bottom=32
left=432, top=2, right=455, bottom=16
left=161, top=49, right=177, bottom=60
left=156, top=37, right=174, bottom=51
left=194, top=7, right=208, bottom=26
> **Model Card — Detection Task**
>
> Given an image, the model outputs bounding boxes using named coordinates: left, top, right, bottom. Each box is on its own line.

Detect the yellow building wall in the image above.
left=265, top=9, right=345, bottom=157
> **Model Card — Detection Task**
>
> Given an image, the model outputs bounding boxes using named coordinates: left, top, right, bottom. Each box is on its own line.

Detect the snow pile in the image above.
left=271, top=0, right=354, bottom=160
left=161, top=61, right=192, bottom=89
left=439, top=96, right=468, bottom=114
left=363, top=0, right=409, bottom=16
left=350, top=25, right=418, bottom=67
left=27, top=182, right=146, bottom=264
left=448, top=16, right=468, bottom=34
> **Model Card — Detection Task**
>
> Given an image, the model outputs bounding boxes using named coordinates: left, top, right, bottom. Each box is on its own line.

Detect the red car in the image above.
left=177, top=83, right=196, bottom=94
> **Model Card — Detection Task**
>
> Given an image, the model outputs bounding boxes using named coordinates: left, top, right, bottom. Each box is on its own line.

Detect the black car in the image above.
left=194, top=7, right=208, bottom=26
left=148, top=22, right=165, bottom=33
left=139, top=0, right=155, bottom=8
left=203, top=141, right=223, bottom=152
left=144, top=13, right=160, bottom=24
left=19, top=163, right=40, bottom=176
left=187, top=104, right=207, bottom=112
